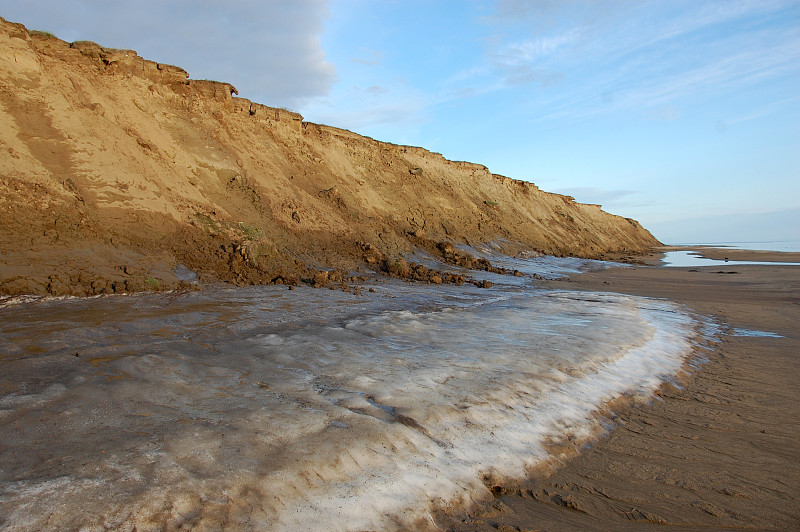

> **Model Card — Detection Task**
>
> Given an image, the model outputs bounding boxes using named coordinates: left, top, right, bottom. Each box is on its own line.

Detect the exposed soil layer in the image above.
left=0, top=17, right=658, bottom=297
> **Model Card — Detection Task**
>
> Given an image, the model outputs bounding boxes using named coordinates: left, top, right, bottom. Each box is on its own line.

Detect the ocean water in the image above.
left=670, top=240, right=800, bottom=253
left=0, top=258, right=714, bottom=530
left=661, top=250, right=800, bottom=268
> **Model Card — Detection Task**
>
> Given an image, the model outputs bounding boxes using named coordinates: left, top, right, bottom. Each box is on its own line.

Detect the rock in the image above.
left=47, top=274, right=70, bottom=295
left=438, top=242, right=456, bottom=255
left=90, top=279, right=108, bottom=295
left=312, top=270, right=329, bottom=287
left=386, top=258, right=411, bottom=278
left=361, top=243, right=384, bottom=265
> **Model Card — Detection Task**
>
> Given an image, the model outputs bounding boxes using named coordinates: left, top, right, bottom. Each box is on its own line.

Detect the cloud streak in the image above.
left=472, top=0, right=800, bottom=123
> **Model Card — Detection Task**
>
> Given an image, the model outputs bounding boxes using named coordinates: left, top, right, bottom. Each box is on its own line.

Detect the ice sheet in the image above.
left=0, top=272, right=708, bottom=530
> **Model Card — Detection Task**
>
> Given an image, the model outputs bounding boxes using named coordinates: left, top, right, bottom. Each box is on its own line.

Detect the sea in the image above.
left=662, top=240, right=800, bottom=267
left=672, top=240, right=800, bottom=252
left=0, top=251, right=717, bottom=530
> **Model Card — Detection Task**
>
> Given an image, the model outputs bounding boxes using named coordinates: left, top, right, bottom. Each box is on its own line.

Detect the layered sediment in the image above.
left=0, top=17, right=658, bottom=296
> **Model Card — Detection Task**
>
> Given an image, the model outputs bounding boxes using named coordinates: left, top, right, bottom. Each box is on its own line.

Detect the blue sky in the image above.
left=2, top=0, right=798, bottom=244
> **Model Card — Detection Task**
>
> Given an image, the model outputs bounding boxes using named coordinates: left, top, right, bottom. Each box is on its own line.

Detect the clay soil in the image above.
left=440, top=252, right=800, bottom=531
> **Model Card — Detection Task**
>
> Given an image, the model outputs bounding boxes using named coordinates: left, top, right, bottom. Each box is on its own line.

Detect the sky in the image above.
left=2, top=0, right=798, bottom=245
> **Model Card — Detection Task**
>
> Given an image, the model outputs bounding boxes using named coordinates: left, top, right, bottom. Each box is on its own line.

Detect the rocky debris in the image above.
left=360, top=242, right=385, bottom=265
left=434, top=241, right=516, bottom=276
left=43, top=271, right=195, bottom=297
left=380, top=257, right=493, bottom=289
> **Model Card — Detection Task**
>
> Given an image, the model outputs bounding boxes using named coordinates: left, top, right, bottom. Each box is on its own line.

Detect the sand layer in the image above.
left=0, top=16, right=656, bottom=298
left=441, top=253, right=800, bottom=530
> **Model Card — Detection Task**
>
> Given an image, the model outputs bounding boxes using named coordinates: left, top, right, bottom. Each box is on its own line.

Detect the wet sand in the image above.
left=444, top=251, right=800, bottom=530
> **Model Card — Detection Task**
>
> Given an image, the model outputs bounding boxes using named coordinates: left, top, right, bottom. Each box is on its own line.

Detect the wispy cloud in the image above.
left=480, top=30, right=578, bottom=88
left=726, top=95, right=800, bottom=125
left=529, top=30, right=799, bottom=123
left=490, top=0, right=800, bottom=123
left=494, top=30, right=581, bottom=63
left=305, top=0, right=799, bottom=178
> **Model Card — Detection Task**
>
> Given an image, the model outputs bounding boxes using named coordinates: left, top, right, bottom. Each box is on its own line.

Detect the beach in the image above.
left=446, top=248, right=800, bottom=530
left=0, top=248, right=798, bottom=530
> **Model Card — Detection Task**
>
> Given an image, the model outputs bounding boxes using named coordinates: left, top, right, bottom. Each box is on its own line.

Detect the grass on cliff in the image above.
left=30, top=30, right=57, bottom=39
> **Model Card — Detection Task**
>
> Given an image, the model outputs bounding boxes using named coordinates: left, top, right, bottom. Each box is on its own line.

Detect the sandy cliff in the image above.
left=0, top=17, right=658, bottom=296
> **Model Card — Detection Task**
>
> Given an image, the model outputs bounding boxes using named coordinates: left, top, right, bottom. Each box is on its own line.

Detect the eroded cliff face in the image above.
left=0, top=17, right=659, bottom=296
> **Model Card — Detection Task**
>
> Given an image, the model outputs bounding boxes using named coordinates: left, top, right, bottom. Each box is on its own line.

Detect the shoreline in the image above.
left=440, top=251, right=800, bottom=530
left=1, top=249, right=797, bottom=529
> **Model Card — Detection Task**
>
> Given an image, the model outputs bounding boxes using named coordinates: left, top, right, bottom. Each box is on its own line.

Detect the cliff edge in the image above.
left=0, top=17, right=659, bottom=296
